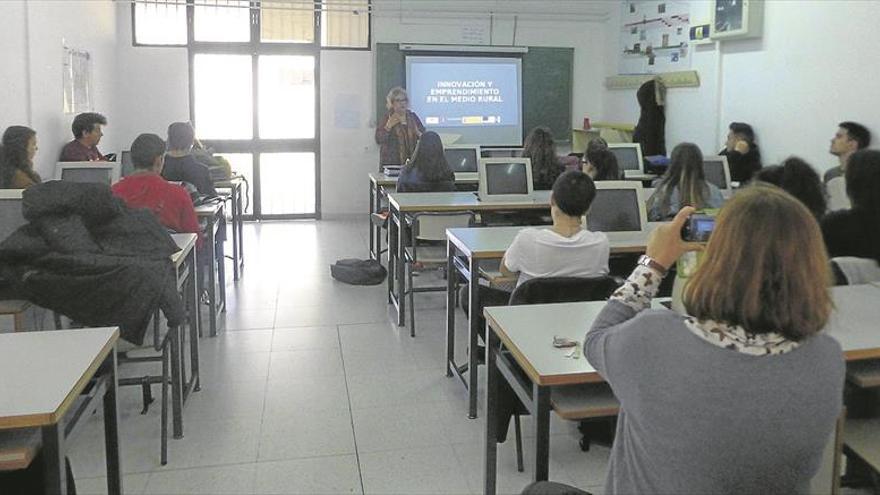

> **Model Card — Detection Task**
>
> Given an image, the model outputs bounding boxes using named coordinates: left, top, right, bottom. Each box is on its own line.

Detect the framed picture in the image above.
left=710, top=0, right=764, bottom=40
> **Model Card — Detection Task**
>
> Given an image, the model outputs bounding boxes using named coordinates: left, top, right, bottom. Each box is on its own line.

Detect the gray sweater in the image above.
left=586, top=301, right=845, bottom=494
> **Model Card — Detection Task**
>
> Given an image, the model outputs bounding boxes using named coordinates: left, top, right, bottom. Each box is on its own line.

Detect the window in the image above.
left=132, top=1, right=370, bottom=49
left=133, top=0, right=186, bottom=46
left=322, top=0, right=370, bottom=48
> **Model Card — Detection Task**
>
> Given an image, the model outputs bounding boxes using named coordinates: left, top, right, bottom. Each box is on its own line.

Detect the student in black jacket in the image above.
left=162, top=122, right=216, bottom=196
left=821, top=149, right=880, bottom=262
left=719, top=122, right=762, bottom=183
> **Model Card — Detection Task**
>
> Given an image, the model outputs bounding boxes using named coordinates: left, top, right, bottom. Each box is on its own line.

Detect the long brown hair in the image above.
left=650, top=143, right=707, bottom=218
left=683, top=184, right=833, bottom=341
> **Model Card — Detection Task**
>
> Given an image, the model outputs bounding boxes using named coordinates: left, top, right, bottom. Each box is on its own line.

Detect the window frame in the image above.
left=130, top=0, right=372, bottom=50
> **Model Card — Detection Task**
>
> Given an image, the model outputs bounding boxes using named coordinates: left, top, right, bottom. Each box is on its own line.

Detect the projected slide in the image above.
left=406, top=56, right=523, bottom=146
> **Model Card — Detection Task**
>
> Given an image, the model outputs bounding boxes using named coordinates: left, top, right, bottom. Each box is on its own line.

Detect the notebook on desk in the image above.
left=477, top=158, right=534, bottom=203
left=445, top=145, right=481, bottom=181
left=585, top=181, right=648, bottom=242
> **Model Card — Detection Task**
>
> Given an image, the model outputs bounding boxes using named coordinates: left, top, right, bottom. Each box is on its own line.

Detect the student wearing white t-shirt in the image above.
left=463, top=170, right=611, bottom=323
left=501, top=170, right=610, bottom=284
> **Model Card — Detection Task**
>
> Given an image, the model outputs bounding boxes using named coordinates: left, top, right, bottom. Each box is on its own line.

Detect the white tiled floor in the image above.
left=68, top=217, right=609, bottom=495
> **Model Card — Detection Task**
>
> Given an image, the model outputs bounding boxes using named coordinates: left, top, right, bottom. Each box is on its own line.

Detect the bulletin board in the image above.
left=619, top=1, right=692, bottom=75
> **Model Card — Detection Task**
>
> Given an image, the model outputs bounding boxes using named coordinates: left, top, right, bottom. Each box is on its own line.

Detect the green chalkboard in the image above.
left=375, top=43, right=573, bottom=144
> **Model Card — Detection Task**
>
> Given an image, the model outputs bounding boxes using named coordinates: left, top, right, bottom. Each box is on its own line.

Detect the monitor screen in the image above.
left=120, top=151, right=134, bottom=177
left=703, top=159, right=728, bottom=189
left=445, top=148, right=478, bottom=173
left=61, top=167, right=112, bottom=185
left=587, top=189, right=642, bottom=232
left=609, top=147, right=641, bottom=171
left=485, top=162, right=529, bottom=195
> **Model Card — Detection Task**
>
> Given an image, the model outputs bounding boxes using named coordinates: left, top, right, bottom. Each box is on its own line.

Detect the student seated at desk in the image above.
left=822, top=149, right=880, bottom=263
left=583, top=148, right=621, bottom=181
left=395, top=131, right=455, bottom=193
left=825, top=121, right=871, bottom=183
left=501, top=170, right=609, bottom=284
left=0, top=126, right=41, bottom=189
left=647, top=143, right=724, bottom=221
left=59, top=112, right=108, bottom=162
left=163, top=122, right=217, bottom=196
left=719, top=121, right=762, bottom=183
left=522, top=126, right=565, bottom=190
left=755, top=157, right=826, bottom=220
left=585, top=187, right=844, bottom=494
left=111, top=133, right=200, bottom=239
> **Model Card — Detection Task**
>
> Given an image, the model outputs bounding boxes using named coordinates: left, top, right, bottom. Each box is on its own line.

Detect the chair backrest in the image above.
left=509, top=276, right=622, bottom=306
left=830, top=256, right=880, bottom=285
left=0, top=189, right=26, bottom=243
left=415, top=214, right=472, bottom=242
left=827, top=176, right=850, bottom=211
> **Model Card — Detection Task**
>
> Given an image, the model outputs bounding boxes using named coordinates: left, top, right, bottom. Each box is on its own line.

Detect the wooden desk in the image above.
left=387, top=191, right=553, bottom=328
left=446, top=224, right=660, bottom=418
left=196, top=203, right=226, bottom=337
left=214, top=177, right=244, bottom=281
left=368, top=173, right=480, bottom=261
left=481, top=284, right=880, bottom=494
left=0, top=327, right=121, bottom=494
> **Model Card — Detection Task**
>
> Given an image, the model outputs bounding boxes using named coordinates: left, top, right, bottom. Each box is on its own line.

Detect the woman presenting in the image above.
left=375, top=87, right=425, bottom=172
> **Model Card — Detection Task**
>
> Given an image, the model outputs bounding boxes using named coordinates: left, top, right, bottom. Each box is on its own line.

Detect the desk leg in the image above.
left=369, top=181, right=376, bottom=260
left=102, top=352, right=123, bottom=495
left=468, top=256, right=480, bottom=419
left=170, top=325, right=184, bottom=439
left=216, top=213, right=227, bottom=313
left=207, top=216, right=218, bottom=337
left=188, top=248, right=201, bottom=392
left=533, top=384, right=551, bottom=482
left=41, top=423, right=66, bottom=495
left=396, top=212, right=406, bottom=327
left=483, top=330, right=500, bottom=495
left=387, top=205, right=397, bottom=305
left=236, top=183, right=244, bottom=274
left=446, top=240, right=456, bottom=377
left=231, top=189, right=240, bottom=281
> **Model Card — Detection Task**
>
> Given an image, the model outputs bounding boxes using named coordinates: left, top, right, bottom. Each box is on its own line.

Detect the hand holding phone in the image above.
left=680, top=213, right=717, bottom=243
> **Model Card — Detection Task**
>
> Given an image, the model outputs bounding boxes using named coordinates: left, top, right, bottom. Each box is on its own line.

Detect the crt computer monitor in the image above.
left=477, top=158, right=534, bottom=202
left=585, top=181, right=647, bottom=233
left=607, top=143, right=645, bottom=177
left=0, top=189, right=26, bottom=243
left=444, top=146, right=480, bottom=174
left=702, top=156, right=732, bottom=191
left=120, top=150, right=134, bottom=177
left=54, top=162, right=120, bottom=185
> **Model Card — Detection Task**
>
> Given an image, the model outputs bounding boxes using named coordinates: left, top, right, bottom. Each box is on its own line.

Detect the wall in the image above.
left=600, top=0, right=880, bottom=172
left=0, top=0, right=119, bottom=180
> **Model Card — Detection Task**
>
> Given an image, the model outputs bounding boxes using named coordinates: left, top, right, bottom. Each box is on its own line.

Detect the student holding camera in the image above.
left=584, top=185, right=844, bottom=494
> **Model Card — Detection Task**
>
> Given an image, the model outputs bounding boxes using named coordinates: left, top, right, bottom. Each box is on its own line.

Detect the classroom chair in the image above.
left=498, top=276, right=622, bottom=471
left=403, top=211, right=475, bottom=337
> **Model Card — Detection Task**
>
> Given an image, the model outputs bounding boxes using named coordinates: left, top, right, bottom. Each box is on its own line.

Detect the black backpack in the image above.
left=330, top=258, right=387, bottom=285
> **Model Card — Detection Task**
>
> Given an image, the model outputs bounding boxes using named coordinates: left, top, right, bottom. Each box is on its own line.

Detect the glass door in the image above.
left=189, top=1, right=320, bottom=219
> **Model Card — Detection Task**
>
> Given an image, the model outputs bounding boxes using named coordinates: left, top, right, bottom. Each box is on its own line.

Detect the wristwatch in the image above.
left=637, top=255, right=669, bottom=276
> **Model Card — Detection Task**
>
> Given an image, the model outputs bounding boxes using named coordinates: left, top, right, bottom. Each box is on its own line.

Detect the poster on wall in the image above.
left=63, top=46, right=92, bottom=114
left=619, top=1, right=692, bottom=75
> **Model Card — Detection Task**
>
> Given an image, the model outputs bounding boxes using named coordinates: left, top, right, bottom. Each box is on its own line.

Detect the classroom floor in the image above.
left=66, top=217, right=610, bottom=495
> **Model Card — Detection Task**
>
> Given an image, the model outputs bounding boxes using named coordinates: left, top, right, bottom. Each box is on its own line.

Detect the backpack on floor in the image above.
left=330, top=258, right=387, bottom=285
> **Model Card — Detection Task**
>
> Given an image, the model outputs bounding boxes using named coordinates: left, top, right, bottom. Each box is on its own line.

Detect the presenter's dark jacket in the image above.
left=822, top=207, right=880, bottom=263
left=375, top=110, right=425, bottom=170
left=720, top=145, right=762, bottom=183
